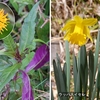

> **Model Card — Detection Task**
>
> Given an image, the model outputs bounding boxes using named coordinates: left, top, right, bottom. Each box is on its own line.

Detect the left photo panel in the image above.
left=0, top=0, right=50, bottom=100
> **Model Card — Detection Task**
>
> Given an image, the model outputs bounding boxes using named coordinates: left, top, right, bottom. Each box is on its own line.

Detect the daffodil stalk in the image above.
left=62, top=15, right=97, bottom=93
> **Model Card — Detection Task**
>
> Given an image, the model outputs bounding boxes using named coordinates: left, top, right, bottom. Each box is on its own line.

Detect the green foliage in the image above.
left=0, top=1, right=49, bottom=99
left=14, top=0, right=34, bottom=5
left=53, top=30, right=100, bottom=100
left=53, top=55, right=68, bottom=100
left=0, top=63, right=21, bottom=91
left=19, top=2, right=39, bottom=53
left=65, top=41, right=70, bottom=92
left=3, top=35, right=16, bottom=53
left=36, top=18, right=49, bottom=42
left=9, top=0, right=19, bottom=12
left=0, top=55, right=11, bottom=69
left=21, top=52, right=34, bottom=70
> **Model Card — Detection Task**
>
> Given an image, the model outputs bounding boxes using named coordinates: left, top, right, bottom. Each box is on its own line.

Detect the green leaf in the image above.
left=62, top=63, right=67, bottom=89
left=80, top=45, right=88, bottom=95
left=21, top=52, right=34, bottom=70
left=89, top=50, right=94, bottom=99
left=9, top=0, right=19, bottom=12
left=33, top=39, right=47, bottom=44
left=0, top=63, right=21, bottom=91
left=92, top=29, right=100, bottom=100
left=51, top=86, right=54, bottom=100
left=44, top=0, right=49, bottom=15
left=14, top=0, right=34, bottom=5
left=73, top=55, right=77, bottom=92
left=0, top=55, right=11, bottom=71
left=27, top=41, right=36, bottom=51
left=36, top=18, right=49, bottom=42
left=75, top=50, right=82, bottom=100
left=3, top=35, right=16, bottom=53
left=0, top=50, right=15, bottom=58
left=53, top=55, right=67, bottom=100
left=19, top=2, right=39, bottom=54
left=9, top=92, right=20, bottom=100
left=18, top=4, right=26, bottom=15
left=65, top=41, right=70, bottom=92
left=53, top=60, right=61, bottom=92
left=94, top=30, right=100, bottom=77
left=97, top=63, right=100, bottom=99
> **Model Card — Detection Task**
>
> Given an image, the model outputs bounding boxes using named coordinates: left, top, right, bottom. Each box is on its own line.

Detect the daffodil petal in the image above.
left=63, top=25, right=75, bottom=39
left=83, top=18, right=97, bottom=26
left=74, top=15, right=83, bottom=24
left=62, top=20, right=75, bottom=31
left=84, top=26, right=93, bottom=42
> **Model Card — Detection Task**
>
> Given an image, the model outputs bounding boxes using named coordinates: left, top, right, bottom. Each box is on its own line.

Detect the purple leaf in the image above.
left=20, top=70, right=34, bottom=100
left=25, top=44, right=49, bottom=72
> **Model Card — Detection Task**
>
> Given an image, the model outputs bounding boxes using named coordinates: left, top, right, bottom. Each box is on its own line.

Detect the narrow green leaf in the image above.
left=75, top=50, right=82, bottom=100
left=19, top=2, right=39, bottom=54
left=18, top=4, right=26, bottom=15
left=80, top=45, right=88, bottom=97
left=14, top=0, right=34, bottom=5
left=53, top=57, right=68, bottom=100
left=0, top=50, right=15, bottom=58
left=65, top=41, right=70, bottom=92
left=56, top=54, right=66, bottom=91
left=21, top=52, right=34, bottom=70
left=63, top=63, right=67, bottom=89
left=44, top=0, right=49, bottom=15
left=0, top=55, right=11, bottom=71
left=94, top=30, right=100, bottom=77
left=89, top=50, right=94, bottom=99
left=9, top=0, right=19, bottom=12
left=97, top=63, right=100, bottom=99
left=33, top=39, right=47, bottom=44
left=51, top=85, right=54, bottom=100
left=3, top=35, right=16, bottom=53
left=53, top=60, right=61, bottom=92
left=0, top=63, right=21, bottom=91
left=73, top=55, right=77, bottom=92
left=92, top=29, right=100, bottom=99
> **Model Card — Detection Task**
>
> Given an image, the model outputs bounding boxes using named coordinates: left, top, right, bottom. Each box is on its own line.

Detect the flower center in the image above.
left=73, top=24, right=83, bottom=34
left=68, top=32, right=87, bottom=46
left=0, top=9, right=8, bottom=34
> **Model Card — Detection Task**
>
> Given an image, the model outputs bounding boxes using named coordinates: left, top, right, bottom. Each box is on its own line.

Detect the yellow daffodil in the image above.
left=0, top=9, right=9, bottom=34
left=62, top=15, right=97, bottom=46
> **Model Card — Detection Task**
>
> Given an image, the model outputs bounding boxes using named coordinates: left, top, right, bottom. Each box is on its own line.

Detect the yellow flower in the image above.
left=0, top=9, right=9, bottom=34
left=62, top=15, right=97, bottom=46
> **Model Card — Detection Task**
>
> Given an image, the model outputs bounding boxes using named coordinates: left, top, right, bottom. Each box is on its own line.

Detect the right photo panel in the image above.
left=51, top=0, right=100, bottom=100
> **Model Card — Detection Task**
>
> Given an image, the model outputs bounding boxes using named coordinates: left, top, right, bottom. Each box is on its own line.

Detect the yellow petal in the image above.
left=63, top=25, right=75, bottom=39
left=62, top=20, right=75, bottom=31
left=74, top=15, right=83, bottom=24
left=83, top=18, right=97, bottom=26
left=83, top=26, right=93, bottom=42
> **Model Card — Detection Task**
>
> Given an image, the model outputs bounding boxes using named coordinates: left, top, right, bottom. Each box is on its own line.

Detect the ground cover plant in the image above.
left=0, top=0, right=49, bottom=100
